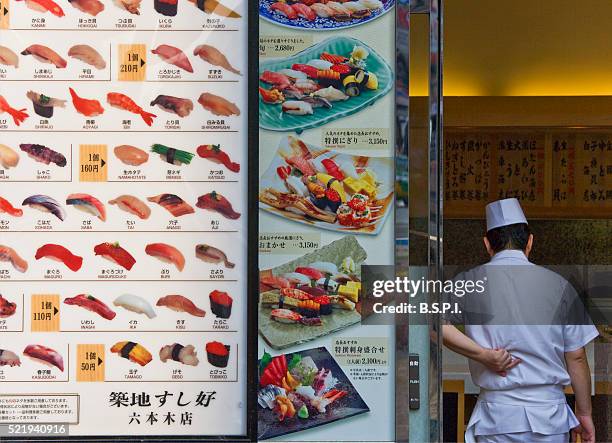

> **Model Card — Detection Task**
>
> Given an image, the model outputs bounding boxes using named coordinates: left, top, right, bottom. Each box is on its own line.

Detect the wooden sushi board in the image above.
left=259, top=236, right=365, bottom=350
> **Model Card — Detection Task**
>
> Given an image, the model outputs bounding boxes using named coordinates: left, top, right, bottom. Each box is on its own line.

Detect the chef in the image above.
left=442, top=198, right=598, bottom=443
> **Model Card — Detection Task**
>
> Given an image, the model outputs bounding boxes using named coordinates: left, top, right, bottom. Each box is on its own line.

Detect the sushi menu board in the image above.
left=0, top=0, right=250, bottom=439
left=258, top=0, right=397, bottom=441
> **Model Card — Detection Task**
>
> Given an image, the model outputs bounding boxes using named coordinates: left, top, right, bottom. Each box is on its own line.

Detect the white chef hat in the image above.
left=485, top=198, right=528, bottom=231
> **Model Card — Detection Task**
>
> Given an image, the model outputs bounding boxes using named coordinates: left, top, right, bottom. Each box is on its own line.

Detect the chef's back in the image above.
left=451, top=251, right=598, bottom=391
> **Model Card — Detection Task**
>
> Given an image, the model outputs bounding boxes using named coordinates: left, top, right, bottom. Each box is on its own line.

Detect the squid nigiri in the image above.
left=113, top=294, right=156, bottom=319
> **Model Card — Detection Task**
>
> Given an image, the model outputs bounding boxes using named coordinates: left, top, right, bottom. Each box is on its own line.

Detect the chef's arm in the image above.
left=442, top=324, right=521, bottom=375
left=565, top=347, right=592, bottom=416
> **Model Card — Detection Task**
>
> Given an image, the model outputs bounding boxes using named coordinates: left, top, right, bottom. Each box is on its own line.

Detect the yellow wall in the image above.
left=411, top=0, right=612, bottom=96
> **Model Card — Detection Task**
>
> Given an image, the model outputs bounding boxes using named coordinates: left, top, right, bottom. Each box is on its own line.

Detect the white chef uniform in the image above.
left=451, top=199, right=599, bottom=443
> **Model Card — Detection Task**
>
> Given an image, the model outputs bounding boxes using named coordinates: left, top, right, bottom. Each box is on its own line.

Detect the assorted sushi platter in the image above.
left=259, top=0, right=394, bottom=31
left=259, top=236, right=366, bottom=349
left=257, top=346, right=369, bottom=440
left=9, top=0, right=242, bottom=30
left=259, top=136, right=393, bottom=234
left=259, top=36, right=393, bottom=132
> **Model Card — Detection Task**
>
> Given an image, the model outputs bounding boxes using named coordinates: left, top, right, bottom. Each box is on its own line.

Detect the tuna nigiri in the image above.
left=16, top=0, right=65, bottom=17
left=292, top=3, right=316, bottom=20
left=145, top=243, right=185, bottom=271
left=0, top=46, right=19, bottom=68
left=69, top=87, right=104, bottom=117
left=270, top=1, right=297, bottom=19
left=66, top=193, right=106, bottom=221
left=260, top=275, right=291, bottom=289
left=156, top=294, right=206, bottom=317
left=108, top=195, right=151, bottom=219
left=151, top=45, right=193, bottom=73
left=294, top=266, right=324, bottom=280
left=113, top=294, right=156, bottom=319
left=196, top=144, right=240, bottom=173
left=147, top=194, right=194, bottom=217
left=22, top=195, right=66, bottom=220
left=196, top=191, right=240, bottom=219
left=35, top=243, right=83, bottom=272
left=23, top=345, right=64, bottom=372
left=198, top=92, right=240, bottom=117
left=0, top=245, right=28, bottom=273
left=107, top=92, right=156, bottom=126
left=0, top=197, right=23, bottom=217
left=64, top=294, right=116, bottom=320
left=193, top=44, right=241, bottom=75
left=113, top=144, right=149, bottom=166
left=0, top=145, right=19, bottom=169
left=94, top=242, right=136, bottom=270
left=21, top=44, right=67, bottom=68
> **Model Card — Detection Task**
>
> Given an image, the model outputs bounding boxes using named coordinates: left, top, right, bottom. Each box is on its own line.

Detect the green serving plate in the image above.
left=259, top=36, right=394, bottom=132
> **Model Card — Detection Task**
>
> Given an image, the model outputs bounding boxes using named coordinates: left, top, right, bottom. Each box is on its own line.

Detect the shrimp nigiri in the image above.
left=106, top=93, right=156, bottom=126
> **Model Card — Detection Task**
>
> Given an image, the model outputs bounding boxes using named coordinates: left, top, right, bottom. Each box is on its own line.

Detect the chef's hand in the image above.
left=571, top=414, right=595, bottom=443
left=480, top=348, right=522, bottom=376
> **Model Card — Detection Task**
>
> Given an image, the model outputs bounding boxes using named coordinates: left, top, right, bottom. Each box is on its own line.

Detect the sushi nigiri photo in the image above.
left=23, top=344, right=64, bottom=371
left=150, top=95, right=194, bottom=118
left=198, top=92, right=240, bottom=117
left=145, top=243, right=185, bottom=271
left=193, top=44, right=241, bottom=75
left=0, top=96, right=28, bottom=126
left=66, top=193, right=106, bottom=221
left=195, top=244, right=235, bottom=268
left=20, top=144, right=66, bottom=167
left=0, top=294, right=17, bottom=318
left=206, top=341, right=230, bottom=368
left=15, top=0, right=65, bottom=17
left=93, top=242, right=136, bottom=271
left=156, top=294, right=206, bottom=317
left=64, top=294, right=116, bottom=320
left=196, top=144, right=240, bottom=173
left=22, top=194, right=66, bottom=220
left=21, top=44, right=67, bottom=68
left=188, top=0, right=240, bottom=17
left=0, top=245, right=28, bottom=273
left=26, top=91, right=67, bottom=118
left=113, top=144, right=149, bottom=166
left=281, top=100, right=313, bottom=116
left=67, top=0, right=104, bottom=15
left=147, top=194, right=194, bottom=217
left=0, top=46, right=19, bottom=68
left=110, top=341, right=152, bottom=367
left=113, top=294, right=156, bottom=319
left=35, top=243, right=83, bottom=272
left=116, top=0, right=141, bottom=14
left=196, top=191, right=241, bottom=219
left=151, top=45, right=193, bottom=73
left=68, top=45, right=106, bottom=70
left=160, top=343, right=199, bottom=366
left=107, top=92, right=156, bottom=126
left=69, top=87, right=104, bottom=117
left=151, top=144, right=194, bottom=166
left=108, top=195, right=151, bottom=220
left=209, top=290, right=232, bottom=319
left=0, top=349, right=21, bottom=367
left=0, top=144, right=19, bottom=169
left=0, top=196, right=23, bottom=217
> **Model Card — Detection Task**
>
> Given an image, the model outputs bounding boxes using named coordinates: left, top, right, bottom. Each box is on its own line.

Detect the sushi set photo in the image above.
left=11, top=0, right=241, bottom=19
left=259, top=0, right=394, bottom=31
left=259, top=236, right=366, bottom=350
left=259, top=136, right=393, bottom=235
left=257, top=346, right=369, bottom=440
left=259, top=36, right=393, bottom=132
